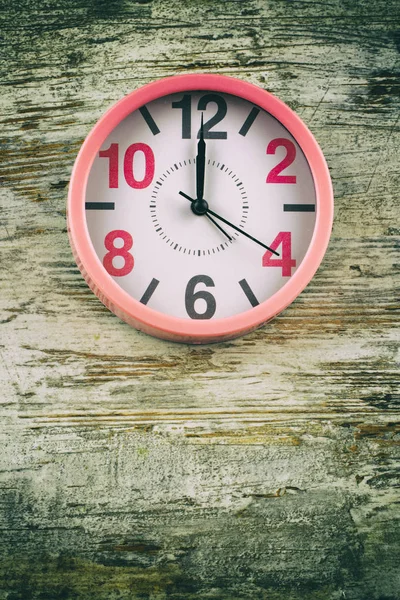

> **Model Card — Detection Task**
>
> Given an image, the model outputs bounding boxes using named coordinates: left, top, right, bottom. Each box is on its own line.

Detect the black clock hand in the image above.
left=179, top=191, right=279, bottom=256
left=207, top=208, right=279, bottom=255
left=205, top=213, right=233, bottom=241
left=196, top=113, right=206, bottom=202
left=194, top=115, right=231, bottom=242
left=180, top=185, right=232, bottom=241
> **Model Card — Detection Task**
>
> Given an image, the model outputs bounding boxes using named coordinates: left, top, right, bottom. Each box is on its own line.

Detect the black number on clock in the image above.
left=185, top=275, right=216, bottom=319
left=197, top=94, right=227, bottom=139
left=172, top=94, right=227, bottom=139
left=172, top=95, right=191, bottom=138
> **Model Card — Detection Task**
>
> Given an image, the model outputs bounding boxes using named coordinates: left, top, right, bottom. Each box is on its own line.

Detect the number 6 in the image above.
left=185, top=275, right=216, bottom=319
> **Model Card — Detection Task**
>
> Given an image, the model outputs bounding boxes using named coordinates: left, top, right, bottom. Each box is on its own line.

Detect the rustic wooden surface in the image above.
left=0, top=0, right=399, bottom=598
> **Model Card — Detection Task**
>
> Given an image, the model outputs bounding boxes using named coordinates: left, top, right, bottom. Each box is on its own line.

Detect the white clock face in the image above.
left=85, top=91, right=316, bottom=320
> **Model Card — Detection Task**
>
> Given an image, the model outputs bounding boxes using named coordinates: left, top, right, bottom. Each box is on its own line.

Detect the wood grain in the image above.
left=0, top=0, right=399, bottom=598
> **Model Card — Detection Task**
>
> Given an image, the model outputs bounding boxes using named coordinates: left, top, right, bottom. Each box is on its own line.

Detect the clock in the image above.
left=68, top=74, right=333, bottom=343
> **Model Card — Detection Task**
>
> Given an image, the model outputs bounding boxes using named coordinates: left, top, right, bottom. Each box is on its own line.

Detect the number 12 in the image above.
left=172, top=94, right=227, bottom=139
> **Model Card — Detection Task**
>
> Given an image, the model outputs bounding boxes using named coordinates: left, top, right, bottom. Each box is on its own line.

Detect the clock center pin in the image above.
left=191, top=198, right=209, bottom=216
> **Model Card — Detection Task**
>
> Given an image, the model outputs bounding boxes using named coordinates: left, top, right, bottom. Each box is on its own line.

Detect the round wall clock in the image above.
left=68, top=74, right=333, bottom=343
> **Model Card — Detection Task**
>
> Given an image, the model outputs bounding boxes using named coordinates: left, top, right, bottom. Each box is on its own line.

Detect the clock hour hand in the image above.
left=179, top=191, right=279, bottom=256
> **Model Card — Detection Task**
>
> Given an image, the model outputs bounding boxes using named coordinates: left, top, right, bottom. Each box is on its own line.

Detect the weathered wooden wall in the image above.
left=0, top=0, right=399, bottom=598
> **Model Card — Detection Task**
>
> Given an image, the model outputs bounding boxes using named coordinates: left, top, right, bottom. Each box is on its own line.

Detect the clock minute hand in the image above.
left=196, top=113, right=206, bottom=202
left=207, top=208, right=279, bottom=255
left=178, top=191, right=279, bottom=256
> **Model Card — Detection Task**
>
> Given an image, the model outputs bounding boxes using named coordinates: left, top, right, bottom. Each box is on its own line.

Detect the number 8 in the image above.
left=103, top=230, right=134, bottom=277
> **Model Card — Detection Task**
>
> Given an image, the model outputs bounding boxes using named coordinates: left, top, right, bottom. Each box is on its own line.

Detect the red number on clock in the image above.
left=99, top=143, right=155, bottom=189
left=103, top=230, right=134, bottom=276
left=262, top=232, right=296, bottom=276
left=266, top=138, right=296, bottom=184
left=124, top=143, right=155, bottom=189
left=99, top=143, right=119, bottom=188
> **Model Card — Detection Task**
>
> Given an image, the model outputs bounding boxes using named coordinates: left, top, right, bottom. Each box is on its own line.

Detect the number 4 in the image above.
left=262, top=232, right=296, bottom=277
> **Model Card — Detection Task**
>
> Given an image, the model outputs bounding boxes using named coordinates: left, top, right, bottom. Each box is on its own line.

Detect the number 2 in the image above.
left=266, top=138, right=296, bottom=184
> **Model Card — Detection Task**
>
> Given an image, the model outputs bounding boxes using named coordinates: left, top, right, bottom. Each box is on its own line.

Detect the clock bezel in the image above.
left=68, top=73, right=333, bottom=343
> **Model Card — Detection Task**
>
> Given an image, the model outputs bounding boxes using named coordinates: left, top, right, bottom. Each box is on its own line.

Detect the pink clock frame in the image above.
left=67, top=73, right=334, bottom=343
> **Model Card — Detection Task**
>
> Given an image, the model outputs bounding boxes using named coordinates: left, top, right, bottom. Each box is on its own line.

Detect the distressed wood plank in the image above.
left=0, top=0, right=399, bottom=598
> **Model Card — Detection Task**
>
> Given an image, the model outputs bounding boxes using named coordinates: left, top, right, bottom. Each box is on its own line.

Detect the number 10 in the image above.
left=99, top=143, right=155, bottom=189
